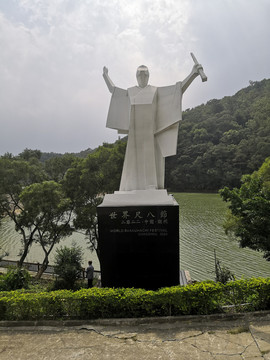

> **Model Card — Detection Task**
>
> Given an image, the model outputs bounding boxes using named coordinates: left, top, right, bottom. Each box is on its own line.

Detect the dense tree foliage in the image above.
left=166, top=79, right=270, bottom=191
left=19, top=181, right=73, bottom=278
left=0, top=141, right=125, bottom=270
left=220, top=157, right=270, bottom=260
left=45, top=154, right=79, bottom=181
left=63, top=141, right=126, bottom=259
left=0, top=155, right=73, bottom=276
left=18, top=148, right=42, bottom=161
left=0, top=156, right=46, bottom=265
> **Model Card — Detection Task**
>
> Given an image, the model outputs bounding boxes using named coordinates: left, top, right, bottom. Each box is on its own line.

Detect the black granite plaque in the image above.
left=97, top=203, right=179, bottom=290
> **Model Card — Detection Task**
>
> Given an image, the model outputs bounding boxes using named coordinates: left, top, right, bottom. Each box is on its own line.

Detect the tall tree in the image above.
left=64, top=141, right=125, bottom=260
left=0, top=157, right=46, bottom=265
left=19, top=181, right=73, bottom=278
left=220, top=157, right=270, bottom=260
left=45, top=154, right=79, bottom=181
left=18, top=148, right=42, bottom=161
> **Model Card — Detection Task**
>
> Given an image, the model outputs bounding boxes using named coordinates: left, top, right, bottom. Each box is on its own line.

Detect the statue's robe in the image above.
left=106, top=82, right=182, bottom=191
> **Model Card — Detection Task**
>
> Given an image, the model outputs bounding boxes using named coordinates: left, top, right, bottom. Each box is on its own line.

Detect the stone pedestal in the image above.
left=97, top=190, right=179, bottom=290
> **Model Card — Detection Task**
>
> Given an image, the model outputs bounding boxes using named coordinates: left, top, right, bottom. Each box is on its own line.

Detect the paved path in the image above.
left=1, top=312, right=270, bottom=359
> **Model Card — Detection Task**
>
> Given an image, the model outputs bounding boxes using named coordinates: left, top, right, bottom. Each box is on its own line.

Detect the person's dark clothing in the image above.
left=86, top=264, right=94, bottom=288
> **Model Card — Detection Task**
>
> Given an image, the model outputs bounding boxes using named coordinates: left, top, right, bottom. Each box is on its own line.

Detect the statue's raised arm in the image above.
left=103, top=66, right=115, bottom=93
left=190, top=53, right=207, bottom=82
left=181, top=53, right=207, bottom=93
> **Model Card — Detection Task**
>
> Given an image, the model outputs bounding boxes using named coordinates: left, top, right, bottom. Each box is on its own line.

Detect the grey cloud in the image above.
left=0, top=0, right=270, bottom=155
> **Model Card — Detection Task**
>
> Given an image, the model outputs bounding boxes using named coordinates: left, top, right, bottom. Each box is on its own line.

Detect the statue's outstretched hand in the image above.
left=103, top=66, right=108, bottom=75
left=193, top=64, right=203, bottom=75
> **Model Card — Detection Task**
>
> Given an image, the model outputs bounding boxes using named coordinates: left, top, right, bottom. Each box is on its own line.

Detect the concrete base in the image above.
left=97, top=190, right=179, bottom=290
left=100, top=189, right=177, bottom=206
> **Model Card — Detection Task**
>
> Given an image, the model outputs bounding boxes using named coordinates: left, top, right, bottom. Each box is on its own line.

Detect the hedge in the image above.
left=0, top=278, right=270, bottom=321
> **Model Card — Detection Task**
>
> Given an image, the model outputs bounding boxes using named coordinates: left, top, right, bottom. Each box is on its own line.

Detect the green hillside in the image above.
left=165, top=78, right=270, bottom=191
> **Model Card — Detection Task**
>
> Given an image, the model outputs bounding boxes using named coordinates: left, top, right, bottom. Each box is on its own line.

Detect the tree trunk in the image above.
left=35, top=240, right=56, bottom=279
left=35, top=254, right=49, bottom=279
left=17, top=229, right=36, bottom=267
left=18, top=240, right=33, bottom=267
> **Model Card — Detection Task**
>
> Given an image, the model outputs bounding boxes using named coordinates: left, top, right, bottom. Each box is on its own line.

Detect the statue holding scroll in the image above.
left=103, top=53, right=207, bottom=192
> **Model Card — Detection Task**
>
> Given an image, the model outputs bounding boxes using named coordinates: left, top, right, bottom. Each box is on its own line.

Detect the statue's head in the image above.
left=136, top=65, right=149, bottom=88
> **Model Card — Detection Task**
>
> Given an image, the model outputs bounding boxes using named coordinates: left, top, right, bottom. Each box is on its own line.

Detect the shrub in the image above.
left=53, top=243, right=83, bottom=290
left=0, top=266, right=31, bottom=291
left=223, top=277, right=270, bottom=311
left=215, top=261, right=235, bottom=284
left=1, top=278, right=270, bottom=321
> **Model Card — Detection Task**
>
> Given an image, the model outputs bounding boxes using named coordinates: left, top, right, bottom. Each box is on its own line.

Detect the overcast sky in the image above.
left=0, top=0, right=270, bottom=155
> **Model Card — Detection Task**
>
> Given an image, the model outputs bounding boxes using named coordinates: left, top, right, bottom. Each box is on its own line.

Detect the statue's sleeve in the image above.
left=156, top=82, right=182, bottom=157
left=106, top=87, right=130, bottom=134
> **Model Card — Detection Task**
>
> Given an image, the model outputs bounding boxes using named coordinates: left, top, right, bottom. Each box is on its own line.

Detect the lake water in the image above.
left=0, top=193, right=269, bottom=281
left=175, top=193, right=270, bottom=281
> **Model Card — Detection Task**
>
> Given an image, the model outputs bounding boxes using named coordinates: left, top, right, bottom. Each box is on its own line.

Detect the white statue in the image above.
left=103, top=53, right=207, bottom=192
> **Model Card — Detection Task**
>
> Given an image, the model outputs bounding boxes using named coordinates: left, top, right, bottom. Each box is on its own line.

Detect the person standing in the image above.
left=86, top=261, right=94, bottom=288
